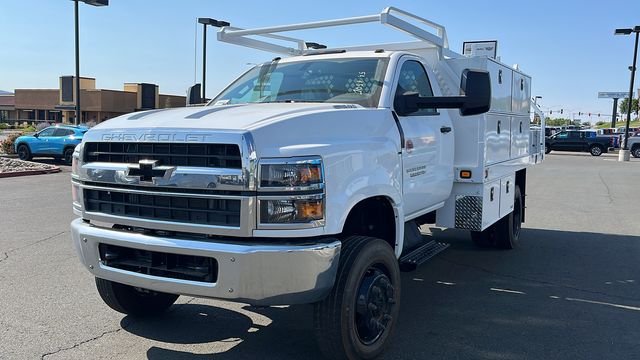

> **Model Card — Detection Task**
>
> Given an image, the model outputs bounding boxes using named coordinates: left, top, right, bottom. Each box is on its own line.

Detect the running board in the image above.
left=399, top=241, right=449, bottom=272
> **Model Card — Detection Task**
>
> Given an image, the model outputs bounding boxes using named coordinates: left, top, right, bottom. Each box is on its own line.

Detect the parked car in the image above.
left=616, top=128, right=639, bottom=148
left=545, top=130, right=611, bottom=156
left=14, top=125, right=86, bottom=164
left=628, top=133, right=640, bottom=158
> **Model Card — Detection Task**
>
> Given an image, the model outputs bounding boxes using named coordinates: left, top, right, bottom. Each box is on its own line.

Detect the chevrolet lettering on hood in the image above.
left=100, top=133, right=222, bottom=142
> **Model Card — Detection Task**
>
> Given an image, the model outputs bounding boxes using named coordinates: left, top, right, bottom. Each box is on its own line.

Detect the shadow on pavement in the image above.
left=122, top=228, right=640, bottom=360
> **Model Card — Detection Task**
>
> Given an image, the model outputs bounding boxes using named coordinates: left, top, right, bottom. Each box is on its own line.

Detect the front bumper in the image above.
left=71, top=218, right=341, bottom=305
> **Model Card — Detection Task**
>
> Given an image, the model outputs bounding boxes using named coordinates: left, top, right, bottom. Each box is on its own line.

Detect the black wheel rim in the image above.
left=354, top=264, right=395, bottom=346
left=18, top=147, right=27, bottom=159
left=64, top=150, right=73, bottom=164
left=592, top=147, right=601, bottom=155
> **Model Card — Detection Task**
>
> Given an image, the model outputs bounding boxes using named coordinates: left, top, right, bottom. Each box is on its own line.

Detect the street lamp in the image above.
left=73, top=0, right=108, bottom=125
left=198, top=18, right=230, bottom=102
left=614, top=25, right=640, bottom=161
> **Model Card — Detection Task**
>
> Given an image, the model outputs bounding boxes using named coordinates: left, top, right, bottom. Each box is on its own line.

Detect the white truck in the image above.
left=70, top=8, right=545, bottom=360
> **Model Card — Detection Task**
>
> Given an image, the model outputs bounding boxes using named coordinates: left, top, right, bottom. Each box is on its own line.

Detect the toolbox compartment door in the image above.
left=481, top=179, right=501, bottom=229
left=512, top=72, right=531, bottom=115
left=511, top=115, right=530, bottom=158
left=499, top=174, right=516, bottom=218
left=485, top=114, right=511, bottom=165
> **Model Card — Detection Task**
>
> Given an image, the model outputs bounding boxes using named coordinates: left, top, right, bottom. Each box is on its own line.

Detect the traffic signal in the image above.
left=560, top=109, right=563, bottom=114
left=550, top=110, right=553, bottom=114
left=578, top=112, right=582, bottom=115
left=589, top=112, right=591, bottom=116
left=598, top=113, right=600, bottom=117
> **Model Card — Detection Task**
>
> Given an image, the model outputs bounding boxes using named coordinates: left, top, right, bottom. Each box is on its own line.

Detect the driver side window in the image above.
left=38, top=127, right=55, bottom=137
left=556, top=132, right=568, bottom=139
left=393, top=60, right=435, bottom=116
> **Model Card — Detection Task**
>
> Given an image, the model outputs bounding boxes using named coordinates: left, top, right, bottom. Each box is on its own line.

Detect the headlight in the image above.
left=258, top=156, right=325, bottom=227
left=260, top=195, right=324, bottom=224
left=71, top=142, right=83, bottom=176
left=259, top=157, right=323, bottom=190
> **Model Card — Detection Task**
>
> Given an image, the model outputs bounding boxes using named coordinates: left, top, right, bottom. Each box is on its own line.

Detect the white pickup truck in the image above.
left=70, top=8, right=545, bottom=360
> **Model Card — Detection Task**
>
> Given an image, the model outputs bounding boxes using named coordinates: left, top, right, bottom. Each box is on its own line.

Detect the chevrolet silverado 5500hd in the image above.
left=70, top=8, right=545, bottom=360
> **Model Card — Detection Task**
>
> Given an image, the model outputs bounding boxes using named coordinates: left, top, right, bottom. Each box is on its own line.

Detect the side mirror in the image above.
left=396, top=69, right=491, bottom=117
left=33, top=132, right=39, bottom=138
left=459, top=69, right=491, bottom=116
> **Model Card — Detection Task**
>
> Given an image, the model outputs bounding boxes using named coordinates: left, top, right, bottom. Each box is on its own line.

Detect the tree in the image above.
left=619, top=98, right=639, bottom=115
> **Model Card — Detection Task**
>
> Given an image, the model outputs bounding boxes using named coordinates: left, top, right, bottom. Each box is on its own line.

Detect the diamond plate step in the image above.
left=399, top=240, right=450, bottom=272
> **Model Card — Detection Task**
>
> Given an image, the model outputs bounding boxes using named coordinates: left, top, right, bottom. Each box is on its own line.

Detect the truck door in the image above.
left=551, top=131, right=569, bottom=151
left=392, top=58, right=454, bottom=217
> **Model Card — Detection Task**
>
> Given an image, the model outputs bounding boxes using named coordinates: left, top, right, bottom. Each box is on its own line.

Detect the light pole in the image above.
left=614, top=25, right=640, bottom=161
left=197, top=18, right=230, bottom=103
left=72, top=0, right=108, bottom=125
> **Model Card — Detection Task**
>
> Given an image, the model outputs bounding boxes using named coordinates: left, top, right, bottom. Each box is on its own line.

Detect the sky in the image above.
left=1, top=0, right=639, bottom=123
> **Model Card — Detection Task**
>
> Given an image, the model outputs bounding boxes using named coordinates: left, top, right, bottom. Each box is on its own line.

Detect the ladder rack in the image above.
left=216, top=7, right=462, bottom=59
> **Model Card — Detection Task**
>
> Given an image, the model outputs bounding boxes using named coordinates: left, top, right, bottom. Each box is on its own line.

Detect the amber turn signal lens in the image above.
left=460, top=170, right=472, bottom=179
left=299, top=166, right=322, bottom=184
left=296, top=200, right=323, bottom=220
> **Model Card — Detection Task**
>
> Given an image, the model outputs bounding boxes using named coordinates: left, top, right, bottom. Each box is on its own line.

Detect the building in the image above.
left=2, top=77, right=186, bottom=125
left=0, top=91, right=16, bottom=122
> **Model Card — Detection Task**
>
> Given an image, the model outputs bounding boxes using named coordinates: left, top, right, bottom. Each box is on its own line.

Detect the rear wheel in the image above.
left=63, top=147, right=74, bottom=165
left=632, top=146, right=640, bottom=158
left=17, top=144, right=31, bottom=161
left=314, top=236, right=400, bottom=360
left=470, top=185, right=522, bottom=249
left=95, top=277, right=179, bottom=317
left=589, top=145, right=603, bottom=156
left=544, top=144, right=551, bottom=154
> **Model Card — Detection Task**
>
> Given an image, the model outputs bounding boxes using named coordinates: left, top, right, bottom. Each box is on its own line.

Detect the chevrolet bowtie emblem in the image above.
left=127, top=159, right=174, bottom=183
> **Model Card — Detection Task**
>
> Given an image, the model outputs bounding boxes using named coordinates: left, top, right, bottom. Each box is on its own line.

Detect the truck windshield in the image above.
left=212, top=58, right=389, bottom=107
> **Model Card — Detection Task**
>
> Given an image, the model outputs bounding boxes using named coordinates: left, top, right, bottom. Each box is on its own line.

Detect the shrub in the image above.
left=0, top=132, right=23, bottom=154
left=0, top=123, right=8, bottom=130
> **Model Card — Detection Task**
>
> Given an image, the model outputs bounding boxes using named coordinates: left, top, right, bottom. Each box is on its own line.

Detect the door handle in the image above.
left=440, top=126, right=452, bottom=134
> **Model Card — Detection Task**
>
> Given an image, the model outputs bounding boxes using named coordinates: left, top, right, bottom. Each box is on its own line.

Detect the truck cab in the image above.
left=70, top=7, right=544, bottom=360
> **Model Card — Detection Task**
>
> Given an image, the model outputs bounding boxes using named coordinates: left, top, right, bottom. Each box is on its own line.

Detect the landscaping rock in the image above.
left=0, top=157, right=60, bottom=176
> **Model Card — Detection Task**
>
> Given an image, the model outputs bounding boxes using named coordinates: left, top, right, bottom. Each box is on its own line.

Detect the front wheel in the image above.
left=589, top=145, right=603, bottom=156
left=95, top=277, right=179, bottom=317
left=632, top=147, right=640, bottom=158
left=17, top=144, right=31, bottom=161
left=544, top=145, right=551, bottom=154
left=314, top=236, right=401, bottom=360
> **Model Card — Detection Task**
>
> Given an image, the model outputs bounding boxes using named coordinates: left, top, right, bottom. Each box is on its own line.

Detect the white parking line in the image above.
left=490, top=288, right=526, bottom=295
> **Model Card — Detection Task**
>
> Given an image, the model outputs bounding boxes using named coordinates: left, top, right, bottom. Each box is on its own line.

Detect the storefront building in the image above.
left=4, top=76, right=186, bottom=125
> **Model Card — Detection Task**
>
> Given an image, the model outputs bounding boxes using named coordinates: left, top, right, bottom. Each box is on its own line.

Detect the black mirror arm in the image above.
left=413, top=96, right=466, bottom=109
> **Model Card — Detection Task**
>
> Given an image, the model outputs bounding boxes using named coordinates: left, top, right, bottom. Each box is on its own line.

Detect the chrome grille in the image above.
left=84, top=142, right=242, bottom=169
left=84, top=189, right=241, bottom=227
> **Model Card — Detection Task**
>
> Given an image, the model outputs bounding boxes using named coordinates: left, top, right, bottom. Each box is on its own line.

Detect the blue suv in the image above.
left=15, top=125, right=87, bottom=165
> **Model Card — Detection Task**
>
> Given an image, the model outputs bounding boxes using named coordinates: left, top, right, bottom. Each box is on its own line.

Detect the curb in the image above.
left=0, top=166, right=61, bottom=178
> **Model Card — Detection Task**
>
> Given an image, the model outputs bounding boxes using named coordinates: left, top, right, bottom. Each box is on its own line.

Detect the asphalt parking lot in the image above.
left=1, top=153, right=639, bottom=360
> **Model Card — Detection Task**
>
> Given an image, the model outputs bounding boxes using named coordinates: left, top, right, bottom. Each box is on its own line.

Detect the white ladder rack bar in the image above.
left=216, top=7, right=460, bottom=58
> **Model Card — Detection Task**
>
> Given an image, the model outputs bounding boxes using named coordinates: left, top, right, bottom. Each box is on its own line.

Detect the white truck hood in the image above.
left=90, top=103, right=360, bottom=132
